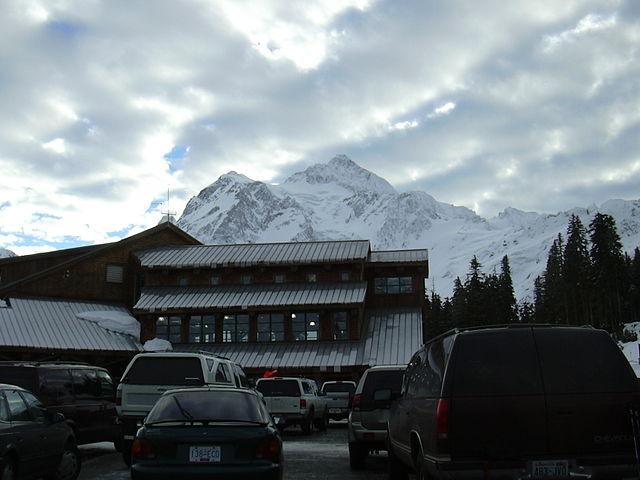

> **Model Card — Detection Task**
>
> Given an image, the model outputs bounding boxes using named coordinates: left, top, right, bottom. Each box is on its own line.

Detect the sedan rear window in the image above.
left=122, top=357, right=204, bottom=385
left=256, top=379, right=301, bottom=397
left=147, top=391, right=267, bottom=424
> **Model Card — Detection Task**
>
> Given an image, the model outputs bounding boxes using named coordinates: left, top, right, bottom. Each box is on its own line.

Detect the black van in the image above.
left=387, top=325, right=640, bottom=480
left=0, top=361, right=119, bottom=445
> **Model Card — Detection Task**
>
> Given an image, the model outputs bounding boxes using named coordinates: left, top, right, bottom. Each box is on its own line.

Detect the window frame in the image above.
left=156, top=316, right=183, bottom=343
left=222, top=314, right=250, bottom=343
left=188, top=315, right=216, bottom=343
left=292, top=312, right=320, bottom=341
left=257, top=313, right=285, bottom=342
left=105, top=263, right=125, bottom=284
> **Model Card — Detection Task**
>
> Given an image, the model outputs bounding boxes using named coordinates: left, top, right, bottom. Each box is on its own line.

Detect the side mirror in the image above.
left=49, top=411, right=65, bottom=424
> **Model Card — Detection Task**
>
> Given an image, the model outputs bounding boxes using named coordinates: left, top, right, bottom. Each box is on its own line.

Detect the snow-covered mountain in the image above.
left=0, top=248, right=15, bottom=259
left=177, top=155, right=640, bottom=302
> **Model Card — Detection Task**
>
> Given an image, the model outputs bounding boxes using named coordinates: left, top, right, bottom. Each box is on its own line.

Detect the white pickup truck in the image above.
left=321, top=380, right=356, bottom=421
left=255, top=377, right=328, bottom=434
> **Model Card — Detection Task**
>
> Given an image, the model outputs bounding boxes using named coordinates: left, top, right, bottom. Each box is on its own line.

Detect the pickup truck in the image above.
left=255, top=377, right=328, bottom=434
left=321, top=380, right=356, bottom=421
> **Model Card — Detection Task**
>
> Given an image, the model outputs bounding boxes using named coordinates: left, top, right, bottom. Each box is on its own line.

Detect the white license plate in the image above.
left=329, top=408, right=342, bottom=413
left=189, top=446, right=221, bottom=463
left=532, top=460, right=568, bottom=477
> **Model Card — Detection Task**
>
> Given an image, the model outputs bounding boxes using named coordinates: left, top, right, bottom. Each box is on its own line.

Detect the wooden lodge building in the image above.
left=0, top=223, right=428, bottom=381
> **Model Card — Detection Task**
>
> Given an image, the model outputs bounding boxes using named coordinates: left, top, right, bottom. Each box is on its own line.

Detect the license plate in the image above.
left=532, top=460, right=568, bottom=477
left=329, top=408, right=342, bottom=413
left=189, top=446, right=221, bottom=463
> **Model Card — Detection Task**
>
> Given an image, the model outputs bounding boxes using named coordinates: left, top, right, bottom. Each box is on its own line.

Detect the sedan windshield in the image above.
left=146, top=391, right=268, bottom=424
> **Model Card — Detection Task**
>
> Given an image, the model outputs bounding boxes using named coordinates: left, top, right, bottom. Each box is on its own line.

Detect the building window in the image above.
left=332, top=311, right=349, bottom=340
left=374, top=276, right=413, bottom=294
left=178, top=277, right=189, bottom=286
left=241, top=275, right=252, bottom=285
left=292, top=312, right=319, bottom=341
left=210, top=275, right=221, bottom=286
left=307, top=273, right=317, bottom=283
left=257, top=313, right=285, bottom=341
left=189, top=315, right=216, bottom=343
left=105, top=264, right=124, bottom=283
left=274, top=274, right=285, bottom=284
left=222, top=314, right=249, bottom=343
left=340, top=272, right=350, bottom=281
left=156, top=316, right=182, bottom=343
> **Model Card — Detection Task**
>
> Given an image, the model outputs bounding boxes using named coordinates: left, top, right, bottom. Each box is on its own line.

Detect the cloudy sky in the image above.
left=1, top=0, right=639, bottom=255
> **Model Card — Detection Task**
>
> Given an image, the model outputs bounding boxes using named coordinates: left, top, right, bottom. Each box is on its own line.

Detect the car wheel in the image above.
left=318, top=411, right=328, bottom=432
left=415, top=448, right=429, bottom=480
left=1, top=457, right=18, bottom=480
left=44, top=442, right=81, bottom=480
left=301, top=416, right=313, bottom=435
left=387, top=445, right=409, bottom=480
left=348, top=442, right=366, bottom=470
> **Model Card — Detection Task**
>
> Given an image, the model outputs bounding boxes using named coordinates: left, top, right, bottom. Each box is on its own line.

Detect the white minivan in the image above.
left=116, top=352, right=249, bottom=464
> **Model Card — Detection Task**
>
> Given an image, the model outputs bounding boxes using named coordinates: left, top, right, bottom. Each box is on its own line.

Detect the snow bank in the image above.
left=76, top=311, right=140, bottom=339
left=143, top=338, right=173, bottom=351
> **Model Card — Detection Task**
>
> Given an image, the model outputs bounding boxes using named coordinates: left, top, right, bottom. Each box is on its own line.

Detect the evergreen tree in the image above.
left=451, top=276, right=468, bottom=327
left=518, top=302, right=535, bottom=323
left=630, top=247, right=640, bottom=323
left=464, top=256, right=488, bottom=326
left=562, top=214, right=592, bottom=325
left=498, top=255, right=518, bottom=323
left=542, top=234, right=565, bottom=324
left=533, top=275, right=546, bottom=322
left=589, top=213, right=627, bottom=333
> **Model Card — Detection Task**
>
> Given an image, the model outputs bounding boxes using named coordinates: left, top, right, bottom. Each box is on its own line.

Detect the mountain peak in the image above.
left=284, top=155, right=396, bottom=195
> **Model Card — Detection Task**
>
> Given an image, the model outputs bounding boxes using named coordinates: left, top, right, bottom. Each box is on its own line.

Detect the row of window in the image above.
left=155, top=311, right=350, bottom=343
left=179, top=271, right=352, bottom=287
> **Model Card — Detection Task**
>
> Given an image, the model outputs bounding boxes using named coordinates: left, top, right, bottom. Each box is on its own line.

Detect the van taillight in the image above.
left=436, top=398, right=450, bottom=451
left=352, top=393, right=361, bottom=411
left=300, top=398, right=307, bottom=408
left=116, top=389, right=122, bottom=406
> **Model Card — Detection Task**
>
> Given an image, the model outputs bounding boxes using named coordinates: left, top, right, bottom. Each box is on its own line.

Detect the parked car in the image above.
left=0, top=361, right=119, bottom=446
left=255, top=377, right=328, bottom=434
left=347, top=365, right=406, bottom=469
left=387, top=324, right=640, bottom=480
left=0, top=383, right=81, bottom=480
left=116, top=352, right=249, bottom=465
left=130, top=386, right=282, bottom=480
left=320, top=380, right=356, bottom=421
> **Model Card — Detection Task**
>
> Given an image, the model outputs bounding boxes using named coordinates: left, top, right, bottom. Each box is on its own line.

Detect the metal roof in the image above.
left=369, top=249, right=428, bottom=263
left=134, top=282, right=368, bottom=312
left=174, top=308, right=422, bottom=369
left=135, top=240, right=371, bottom=268
left=0, top=297, right=142, bottom=352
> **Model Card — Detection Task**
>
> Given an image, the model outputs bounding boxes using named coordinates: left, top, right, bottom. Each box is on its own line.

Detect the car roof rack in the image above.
left=426, top=323, right=596, bottom=344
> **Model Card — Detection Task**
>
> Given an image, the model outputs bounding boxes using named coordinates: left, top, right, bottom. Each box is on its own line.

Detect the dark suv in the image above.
left=0, top=361, right=119, bottom=446
left=387, top=325, right=640, bottom=480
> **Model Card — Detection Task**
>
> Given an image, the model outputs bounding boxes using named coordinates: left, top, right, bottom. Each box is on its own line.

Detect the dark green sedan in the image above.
left=130, top=387, right=282, bottom=480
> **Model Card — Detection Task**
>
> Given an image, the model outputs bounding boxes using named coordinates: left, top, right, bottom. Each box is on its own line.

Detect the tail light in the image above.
left=435, top=398, right=450, bottom=452
left=300, top=398, right=307, bottom=408
left=352, top=393, right=361, bottom=411
left=131, top=438, right=155, bottom=460
left=256, top=438, right=281, bottom=461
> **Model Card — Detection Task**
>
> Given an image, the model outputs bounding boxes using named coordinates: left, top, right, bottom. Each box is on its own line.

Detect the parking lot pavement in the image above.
left=77, top=421, right=392, bottom=480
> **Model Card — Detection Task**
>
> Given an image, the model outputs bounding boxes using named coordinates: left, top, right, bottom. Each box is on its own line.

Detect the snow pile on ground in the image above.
left=143, top=338, right=173, bottom=351
left=621, top=322, right=640, bottom=377
left=76, top=311, right=140, bottom=339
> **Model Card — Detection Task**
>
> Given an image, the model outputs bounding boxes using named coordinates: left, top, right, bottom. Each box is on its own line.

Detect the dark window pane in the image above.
left=322, top=383, right=355, bottom=395
left=453, top=329, right=543, bottom=396
left=6, top=390, right=30, bottom=421
left=40, top=369, right=73, bottom=403
left=0, top=368, right=38, bottom=392
left=72, top=370, right=100, bottom=398
left=360, top=370, right=405, bottom=410
left=123, top=357, right=204, bottom=386
left=256, top=379, right=301, bottom=397
left=21, top=391, right=46, bottom=422
left=0, top=392, right=8, bottom=421
left=97, top=371, right=115, bottom=398
left=535, top=328, right=638, bottom=394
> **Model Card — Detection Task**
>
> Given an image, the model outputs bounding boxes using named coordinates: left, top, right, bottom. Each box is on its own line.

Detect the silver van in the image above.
left=348, top=365, right=406, bottom=469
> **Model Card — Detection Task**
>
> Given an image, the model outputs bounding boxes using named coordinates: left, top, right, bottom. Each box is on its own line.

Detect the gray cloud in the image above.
left=0, top=0, right=638, bottom=253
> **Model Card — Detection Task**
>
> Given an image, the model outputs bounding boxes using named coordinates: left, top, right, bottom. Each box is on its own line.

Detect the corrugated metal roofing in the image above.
left=369, top=249, right=428, bottom=263
left=174, top=308, right=422, bottom=369
left=134, top=282, right=368, bottom=312
left=135, top=240, right=371, bottom=268
left=0, top=297, right=142, bottom=352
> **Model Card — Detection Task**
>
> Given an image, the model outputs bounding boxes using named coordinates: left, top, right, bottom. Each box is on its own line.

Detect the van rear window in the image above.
left=123, top=357, right=204, bottom=385
left=0, top=367, right=37, bottom=392
left=452, top=329, right=543, bottom=396
left=360, top=370, right=404, bottom=410
left=535, top=328, right=638, bottom=394
left=256, top=379, right=301, bottom=397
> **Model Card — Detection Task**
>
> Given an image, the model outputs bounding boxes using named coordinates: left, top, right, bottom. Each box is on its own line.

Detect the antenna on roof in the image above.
left=161, top=186, right=177, bottom=224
